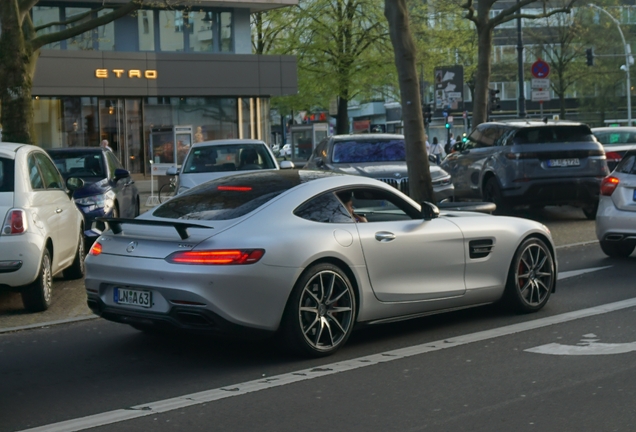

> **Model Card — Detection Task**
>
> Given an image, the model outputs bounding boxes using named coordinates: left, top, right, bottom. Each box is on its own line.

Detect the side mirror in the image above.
left=66, top=177, right=84, bottom=191
left=113, top=168, right=130, bottom=180
left=314, top=157, right=324, bottom=167
left=166, top=166, right=179, bottom=176
left=279, top=160, right=295, bottom=169
left=420, top=201, right=440, bottom=220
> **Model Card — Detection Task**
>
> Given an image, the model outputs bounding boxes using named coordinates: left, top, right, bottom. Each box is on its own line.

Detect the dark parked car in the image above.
left=441, top=121, right=609, bottom=219
left=592, top=126, right=636, bottom=171
left=47, top=147, right=140, bottom=244
left=304, top=134, right=454, bottom=202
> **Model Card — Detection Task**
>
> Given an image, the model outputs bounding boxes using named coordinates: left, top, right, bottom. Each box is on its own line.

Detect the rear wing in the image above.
left=96, top=217, right=213, bottom=240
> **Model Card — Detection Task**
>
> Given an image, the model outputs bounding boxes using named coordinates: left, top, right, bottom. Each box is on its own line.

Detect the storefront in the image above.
left=31, top=50, right=296, bottom=177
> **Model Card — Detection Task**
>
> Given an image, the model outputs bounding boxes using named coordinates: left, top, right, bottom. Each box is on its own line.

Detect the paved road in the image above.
left=0, top=205, right=599, bottom=332
left=1, top=242, right=634, bottom=432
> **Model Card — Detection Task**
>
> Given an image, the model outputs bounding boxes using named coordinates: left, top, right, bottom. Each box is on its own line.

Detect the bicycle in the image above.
left=158, top=176, right=177, bottom=203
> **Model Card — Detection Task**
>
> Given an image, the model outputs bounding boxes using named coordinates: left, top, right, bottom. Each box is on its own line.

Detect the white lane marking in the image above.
left=527, top=334, right=636, bottom=355
left=555, top=240, right=598, bottom=250
left=557, top=266, right=612, bottom=280
left=18, top=297, right=636, bottom=432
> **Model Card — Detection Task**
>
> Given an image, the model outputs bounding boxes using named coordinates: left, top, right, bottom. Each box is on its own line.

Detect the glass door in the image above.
left=98, top=98, right=143, bottom=174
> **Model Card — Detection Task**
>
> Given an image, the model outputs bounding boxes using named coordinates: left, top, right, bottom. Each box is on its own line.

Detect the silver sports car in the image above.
left=85, top=170, right=557, bottom=357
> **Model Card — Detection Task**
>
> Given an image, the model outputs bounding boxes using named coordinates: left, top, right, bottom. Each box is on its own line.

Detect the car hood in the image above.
left=330, top=162, right=448, bottom=179
left=72, top=178, right=111, bottom=199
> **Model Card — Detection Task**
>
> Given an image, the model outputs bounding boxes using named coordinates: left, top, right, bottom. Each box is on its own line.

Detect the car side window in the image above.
left=28, top=154, right=45, bottom=190
left=477, top=126, right=505, bottom=148
left=35, top=153, right=64, bottom=190
left=294, top=192, right=354, bottom=223
left=336, top=187, right=421, bottom=222
left=313, top=140, right=328, bottom=160
left=617, top=155, right=636, bottom=174
left=105, top=151, right=122, bottom=177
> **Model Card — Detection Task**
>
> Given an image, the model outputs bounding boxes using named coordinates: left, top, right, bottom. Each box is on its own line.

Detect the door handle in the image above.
left=375, top=231, right=396, bottom=242
left=55, top=208, right=63, bottom=213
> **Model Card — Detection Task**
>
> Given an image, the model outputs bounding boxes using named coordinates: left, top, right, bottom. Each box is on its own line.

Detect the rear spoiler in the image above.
left=96, top=218, right=213, bottom=240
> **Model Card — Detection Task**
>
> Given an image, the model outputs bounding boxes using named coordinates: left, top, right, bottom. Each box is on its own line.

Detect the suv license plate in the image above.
left=548, top=158, right=580, bottom=167
left=114, top=288, right=152, bottom=308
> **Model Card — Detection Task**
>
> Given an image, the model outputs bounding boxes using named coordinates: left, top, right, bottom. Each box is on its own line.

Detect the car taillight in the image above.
left=605, top=151, right=623, bottom=163
left=600, top=176, right=620, bottom=196
left=1, top=209, right=27, bottom=235
left=166, top=249, right=265, bottom=265
left=89, top=242, right=103, bottom=256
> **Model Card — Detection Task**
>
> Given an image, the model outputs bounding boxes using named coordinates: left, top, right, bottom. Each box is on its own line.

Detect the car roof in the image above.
left=0, top=142, right=29, bottom=159
left=192, top=139, right=267, bottom=149
left=332, top=133, right=404, bottom=141
left=591, top=126, right=636, bottom=132
left=485, top=120, right=587, bottom=128
left=46, top=147, right=102, bottom=153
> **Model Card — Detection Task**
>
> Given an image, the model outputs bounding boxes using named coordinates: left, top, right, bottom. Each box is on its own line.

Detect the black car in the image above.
left=304, top=134, right=454, bottom=202
left=441, top=121, right=608, bottom=219
left=47, top=147, right=140, bottom=244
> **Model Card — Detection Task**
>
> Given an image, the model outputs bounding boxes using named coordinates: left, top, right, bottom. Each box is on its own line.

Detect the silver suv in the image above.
left=441, top=121, right=609, bottom=219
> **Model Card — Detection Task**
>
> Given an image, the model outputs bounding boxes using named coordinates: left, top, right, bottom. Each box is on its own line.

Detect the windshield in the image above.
left=332, top=139, right=405, bottom=163
left=594, top=130, right=636, bottom=146
left=0, top=157, right=15, bottom=192
left=182, top=144, right=276, bottom=174
left=513, top=126, right=595, bottom=144
left=48, top=151, right=104, bottom=178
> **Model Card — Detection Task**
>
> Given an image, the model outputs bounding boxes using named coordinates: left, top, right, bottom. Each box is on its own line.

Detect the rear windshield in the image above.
left=332, top=139, right=405, bottom=163
left=0, top=157, right=15, bottom=192
left=182, top=144, right=276, bottom=174
left=513, top=126, right=595, bottom=144
left=47, top=151, right=104, bottom=178
left=594, top=130, right=636, bottom=145
left=153, top=170, right=337, bottom=220
left=616, top=153, right=636, bottom=174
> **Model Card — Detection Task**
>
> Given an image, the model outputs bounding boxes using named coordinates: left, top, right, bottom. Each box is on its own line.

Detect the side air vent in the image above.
left=469, top=239, right=494, bottom=259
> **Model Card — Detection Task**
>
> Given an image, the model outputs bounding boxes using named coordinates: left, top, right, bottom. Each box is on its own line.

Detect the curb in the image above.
left=0, top=315, right=98, bottom=334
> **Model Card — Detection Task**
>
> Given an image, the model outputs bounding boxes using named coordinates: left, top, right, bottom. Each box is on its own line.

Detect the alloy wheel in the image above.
left=42, top=253, right=53, bottom=304
left=514, top=242, right=553, bottom=307
left=297, top=270, right=354, bottom=352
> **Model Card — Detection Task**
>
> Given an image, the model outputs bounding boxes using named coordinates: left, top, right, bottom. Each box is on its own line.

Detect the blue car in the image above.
left=47, top=147, right=140, bottom=245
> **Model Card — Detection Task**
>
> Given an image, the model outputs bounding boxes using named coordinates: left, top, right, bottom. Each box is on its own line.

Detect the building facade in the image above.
left=26, top=0, right=297, bottom=176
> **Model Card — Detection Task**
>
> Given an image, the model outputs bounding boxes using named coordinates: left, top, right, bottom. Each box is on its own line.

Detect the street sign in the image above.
left=447, top=115, right=454, bottom=124
left=531, top=59, right=550, bottom=78
left=434, top=65, right=464, bottom=111
left=531, top=78, right=550, bottom=89
left=532, top=90, right=551, bottom=102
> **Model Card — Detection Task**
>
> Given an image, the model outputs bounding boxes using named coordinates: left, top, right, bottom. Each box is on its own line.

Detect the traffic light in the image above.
left=461, top=133, right=468, bottom=143
left=488, top=88, right=501, bottom=112
left=445, top=120, right=451, bottom=129
left=586, top=48, right=594, bottom=66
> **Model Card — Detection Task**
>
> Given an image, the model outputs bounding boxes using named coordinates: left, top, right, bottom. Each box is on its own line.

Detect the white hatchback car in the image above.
left=167, top=139, right=294, bottom=195
left=0, top=143, right=85, bottom=311
left=596, top=149, right=636, bottom=258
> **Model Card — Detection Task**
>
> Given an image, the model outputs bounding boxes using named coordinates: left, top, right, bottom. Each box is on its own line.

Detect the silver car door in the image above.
left=355, top=217, right=466, bottom=302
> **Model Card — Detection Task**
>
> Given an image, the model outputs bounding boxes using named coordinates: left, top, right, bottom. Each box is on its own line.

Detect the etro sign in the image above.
left=95, top=69, right=157, bottom=79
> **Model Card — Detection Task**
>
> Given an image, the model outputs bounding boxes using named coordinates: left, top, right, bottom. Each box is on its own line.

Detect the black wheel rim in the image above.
left=515, top=243, right=553, bottom=306
left=298, top=270, right=354, bottom=352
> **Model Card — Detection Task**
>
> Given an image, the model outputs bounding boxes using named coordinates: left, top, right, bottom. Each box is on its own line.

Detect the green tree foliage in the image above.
left=0, top=0, right=144, bottom=144
left=458, top=0, right=575, bottom=128
left=255, top=0, right=396, bottom=133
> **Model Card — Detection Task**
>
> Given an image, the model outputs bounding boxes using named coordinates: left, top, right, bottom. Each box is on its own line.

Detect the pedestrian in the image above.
left=430, top=137, right=445, bottom=164
left=424, top=134, right=431, bottom=155
left=100, top=139, right=113, bottom=152
left=445, top=133, right=456, bottom=155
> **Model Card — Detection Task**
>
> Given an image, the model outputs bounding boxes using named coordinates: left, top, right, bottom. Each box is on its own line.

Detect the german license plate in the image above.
left=547, top=158, right=580, bottom=167
left=114, top=288, right=152, bottom=308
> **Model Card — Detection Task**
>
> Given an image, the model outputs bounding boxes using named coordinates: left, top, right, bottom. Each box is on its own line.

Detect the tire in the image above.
left=599, top=240, right=635, bottom=258
left=21, top=249, right=53, bottom=312
left=582, top=203, right=598, bottom=220
left=483, top=177, right=509, bottom=215
left=502, top=237, right=555, bottom=313
left=134, top=197, right=140, bottom=217
left=281, top=263, right=356, bottom=357
left=63, top=229, right=86, bottom=280
left=159, top=183, right=176, bottom=203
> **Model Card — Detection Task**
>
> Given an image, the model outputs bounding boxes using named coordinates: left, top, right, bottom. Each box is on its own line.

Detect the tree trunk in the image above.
left=384, top=0, right=434, bottom=203
left=336, top=96, right=349, bottom=134
left=472, top=25, right=493, bottom=128
left=0, top=2, right=36, bottom=144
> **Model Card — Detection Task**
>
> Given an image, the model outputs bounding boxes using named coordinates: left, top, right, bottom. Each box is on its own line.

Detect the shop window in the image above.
left=159, top=11, right=185, bottom=51
left=138, top=10, right=155, bottom=51
left=32, top=6, right=62, bottom=50
left=66, top=8, right=95, bottom=50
